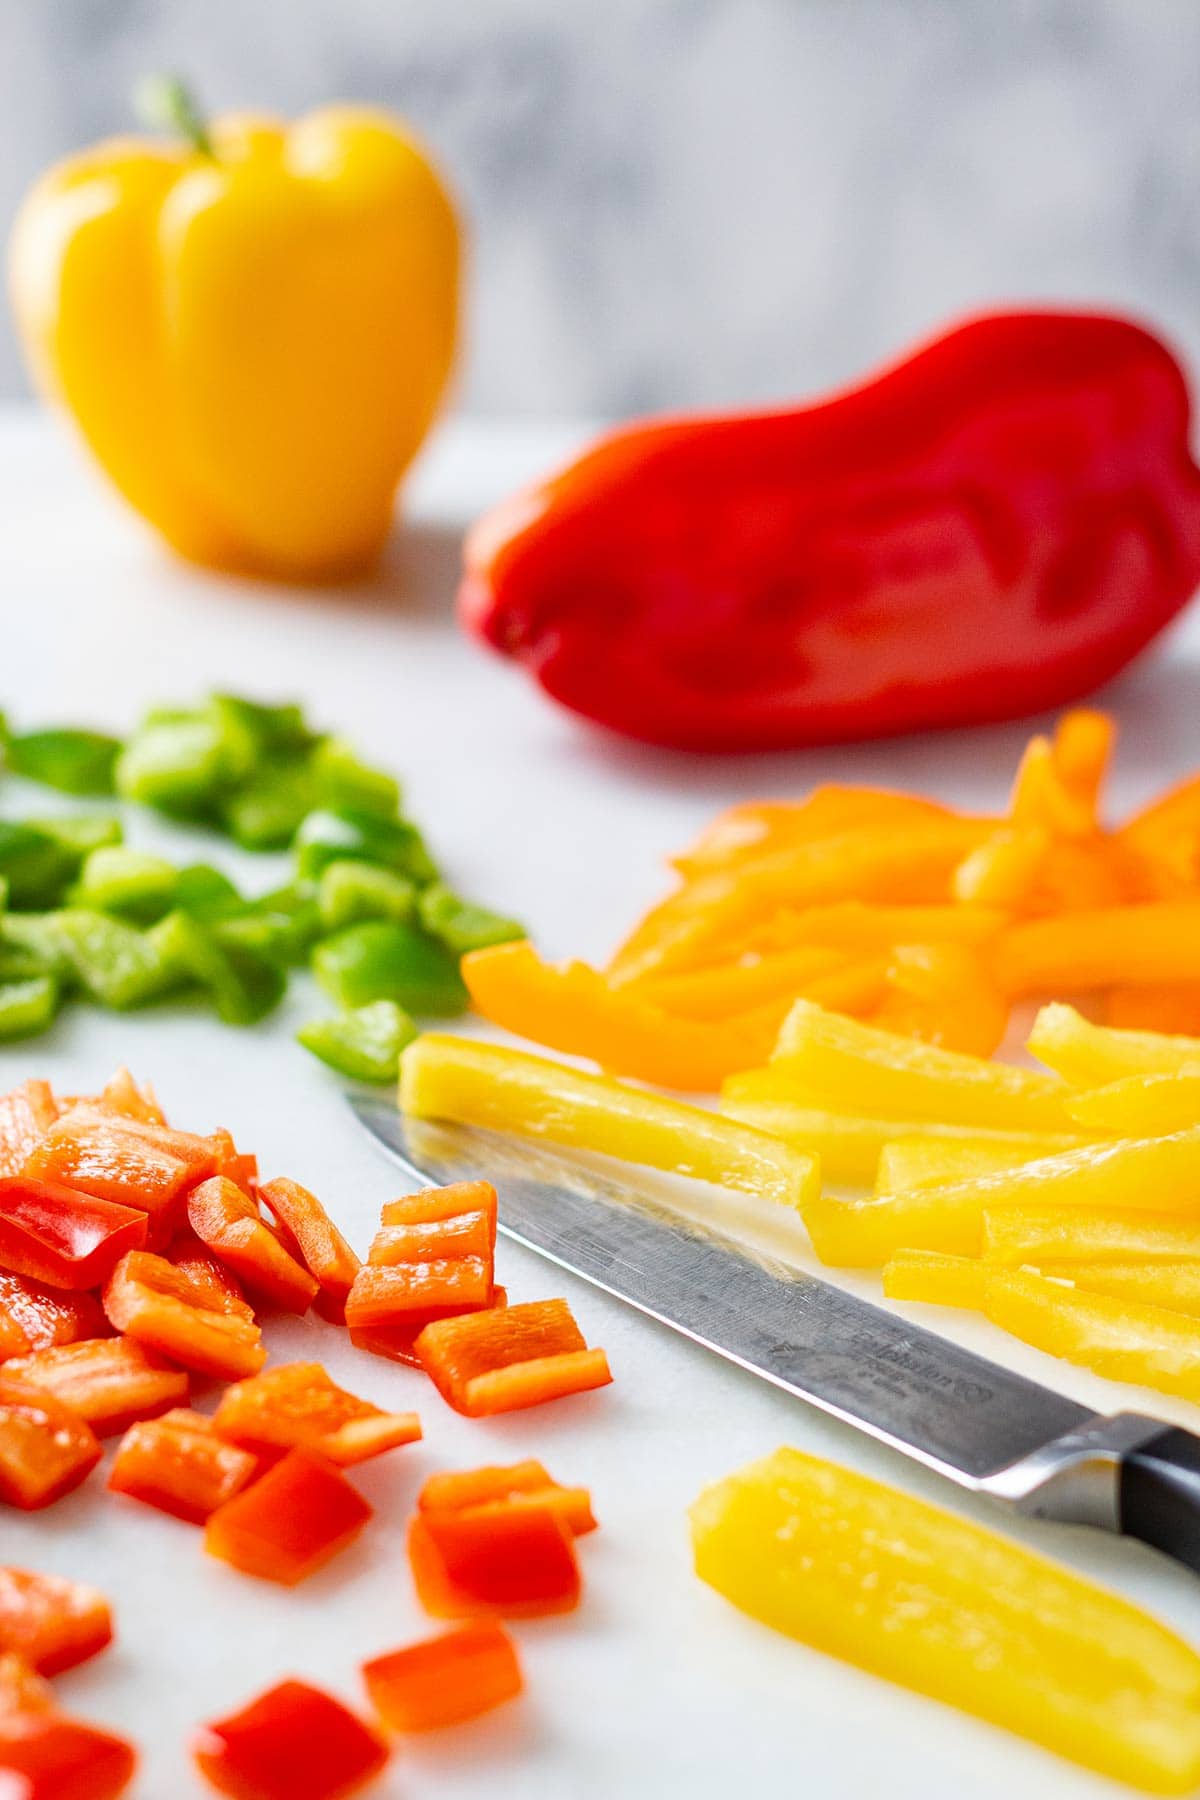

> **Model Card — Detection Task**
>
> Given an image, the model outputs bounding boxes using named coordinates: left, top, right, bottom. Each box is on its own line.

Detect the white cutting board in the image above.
left=3, top=405, right=1200, bottom=1799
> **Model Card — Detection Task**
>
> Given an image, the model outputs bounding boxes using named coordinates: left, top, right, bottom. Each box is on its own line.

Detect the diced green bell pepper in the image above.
left=209, top=693, right=315, bottom=756
left=295, top=807, right=438, bottom=884
left=313, top=920, right=468, bottom=1014
left=115, top=706, right=257, bottom=817
left=70, top=846, right=179, bottom=923
left=0, top=914, right=75, bottom=981
left=317, top=860, right=416, bottom=932
left=220, top=755, right=316, bottom=850
left=417, top=882, right=525, bottom=955
left=0, top=823, right=78, bottom=908
left=151, top=909, right=286, bottom=1025
left=297, top=1000, right=417, bottom=1083
left=312, top=738, right=401, bottom=817
left=46, top=910, right=181, bottom=1009
left=174, top=864, right=245, bottom=921
left=5, top=729, right=121, bottom=796
left=0, top=976, right=60, bottom=1041
left=29, top=816, right=123, bottom=858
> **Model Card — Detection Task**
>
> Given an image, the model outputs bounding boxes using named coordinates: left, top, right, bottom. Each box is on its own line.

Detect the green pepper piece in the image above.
left=213, top=908, right=319, bottom=969
left=0, top=914, right=75, bottom=981
left=0, top=875, right=8, bottom=914
left=0, top=823, right=78, bottom=908
left=5, top=729, right=121, bottom=796
left=29, top=816, right=123, bottom=858
left=312, top=920, right=468, bottom=1014
left=209, top=694, right=315, bottom=756
left=115, top=708, right=257, bottom=817
left=295, top=807, right=438, bottom=884
left=70, top=847, right=179, bottom=924
left=0, top=976, right=60, bottom=1041
left=317, top=860, right=416, bottom=932
left=47, top=910, right=181, bottom=1009
left=221, top=756, right=316, bottom=850
left=417, top=882, right=525, bottom=954
left=151, top=909, right=286, bottom=1024
left=312, top=738, right=401, bottom=818
left=174, top=863, right=245, bottom=921
left=297, top=1000, right=417, bottom=1083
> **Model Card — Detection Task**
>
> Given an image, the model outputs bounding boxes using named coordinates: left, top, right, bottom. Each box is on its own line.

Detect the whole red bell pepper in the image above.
left=461, top=311, right=1200, bottom=750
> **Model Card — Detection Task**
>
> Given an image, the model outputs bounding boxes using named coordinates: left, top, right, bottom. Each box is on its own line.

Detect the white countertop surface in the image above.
left=4, top=405, right=1200, bottom=1800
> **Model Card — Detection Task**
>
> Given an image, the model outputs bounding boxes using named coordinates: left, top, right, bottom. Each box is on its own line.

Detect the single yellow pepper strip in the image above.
left=718, top=1094, right=913, bottom=1187
left=1052, top=1261, right=1200, bottom=1319
left=881, top=1249, right=986, bottom=1308
left=400, top=1034, right=819, bottom=1215
left=1028, top=1002, right=1200, bottom=1085
left=875, top=1131, right=1087, bottom=1197
left=983, top=1206, right=1200, bottom=1266
left=691, top=1447, right=1200, bottom=1794
left=995, top=904, right=1200, bottom=998
left=986, top=1267, right=1200, bottom=1406
left=1066, top=1072, right=1200, bottom=1135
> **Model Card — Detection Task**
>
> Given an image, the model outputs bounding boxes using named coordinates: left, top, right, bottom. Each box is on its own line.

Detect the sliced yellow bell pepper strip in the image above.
left=1027, top=1002, right=1200, bottom=1085
left=1066, top=1073, right=1200, bottom=1136
left=770, top=1000, right=1074, bottom=1131
left=994, top=904, right=1200, bottom=998
left=400, top=1034, right=819, bottom=1215
left=881, top=1249, right=986, bottom=1308
left=986, top=1267, right=1200, bottom=1405
left=718, top=1094, right=915, bottom=1188
left=983, top=1206, right=1200, bottom=1266
left=1052, top=1261, right=1200, bottom=1319
left=875, top=1132, right=1087, bottom=1197
left=691, top=1447, right=1200, bottom=1794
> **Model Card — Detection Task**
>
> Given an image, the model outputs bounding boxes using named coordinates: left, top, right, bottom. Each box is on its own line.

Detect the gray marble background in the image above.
left=1, top=0, right=1197, bottom=416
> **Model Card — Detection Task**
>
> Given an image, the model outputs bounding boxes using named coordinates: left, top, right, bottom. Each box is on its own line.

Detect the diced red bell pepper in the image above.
left=103, top=1252, right=265, bottom=1380
left=2, top=1337, right=188, bottom=1437
left=192, top=1678, right=387, bottom=1800
left=415, top=1298, right=612, bottom=1417
left=212, top=1363, right=421, bottom=1468
left=109, top=1408, right=259, bottom=1525
left=345, top=1258, right=492, bottom=1332
left=0, top=1081, right=58, bottom=1180
left=0, top=1568, right=112, bottom=1676
left=367, top=1209, right=494, bottom=1267
left=408, top=1503, right=580, bottom=1618
left=94, top=1068, right=165, bottom=1126
left=380, top=1180, right=498, bottom=1238
left=361, top=1620, right=523, bottom=1732
left=210, top=1130, right=258, bottom=1198
left=0, top=1375, right=101, bottom=1510
left=25, top=1105, right=216, bottom=1240
left=0, top=1274, right=107, bottom=1364
left=0, top=1177, right=147, bottom=1291
left=349, top=1285, right=506, bottom=1369
left=418, top=1460, right=597, bottom=1536
left=187, top=1179, right=318, bottom=1315
left=166, top=1233, right=256, bottom=1319
left=258, top=1178, right=360, bottom=1324
left=0, top=1672, right=136, bottom=1797
left=0, top=1650, right=55, bottom=1716
left=205, top=1450, right=372, bottom=1586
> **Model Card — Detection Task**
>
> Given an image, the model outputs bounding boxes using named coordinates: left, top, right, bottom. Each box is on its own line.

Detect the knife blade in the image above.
left=351, top=1096, right=1200, bottom=1571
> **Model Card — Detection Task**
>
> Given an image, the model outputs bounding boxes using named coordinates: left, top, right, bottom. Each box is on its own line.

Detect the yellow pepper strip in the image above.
left=875, top=1132, right=1086, bottom=1196
left=951, top=825, right=1049, bottom=908
left=1066, top=1073, right=1200, bottom=1136
left=1053, top=1261, right=1200, bottom=1319
left=983, top=1206, right=1200, bottom=1266
left=986, top=1267, right=1200, bottom=1406
left=770, top=999, right=1074, bottom=1131
left=881, top=1249, right=986, bottom=1308
left=1107, top=984, right=1200, bottom=1034
left=631, top=944, right=855, bottom=1019
left=460, top=940, right=765, bottom=1091
left=869, top=943, right=1008, bottom=1057
left=400, top=1034, right=819, bottom=1215
left=1027, top=1002, right=1200, bottom=1085
left=994, top=904, right=1200, bottom=998
left=718, top=1095, right=910, bottom=1187
left=669, top=787, right=961, bottom=878
left=1052, top=708, right=1115, bottom=820
left=691, top=1447, right=1200, bottom=1794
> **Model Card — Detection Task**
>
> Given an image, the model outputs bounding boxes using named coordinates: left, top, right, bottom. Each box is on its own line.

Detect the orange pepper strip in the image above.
left=187, top=1177, right=318, bottom=1314
left=993, top=904, right=1200, bottom=996
left=408, top=1505, right=580, bottom=1619
left=870, top=944, right=1009, bottom=1058
left=204, top=1448, right=372, bottom=1587
left=0, top=1374, right=101, bottom=1509
left=0, top=1081, right=58, bottom=1180
left=362, top=1621, right=523, bottom=1732
left=0, top=1568, right=112, bottom=1675
left=1106, top=983, right=1200, bottom=1034
left=1118, top=772, right=1200, bottom=890
left=257, top=1177, right=361, bottom=1325
left=695, top=902, right=1010, bottom=968
left=952, top=826, right=1049, bottom=909
left=192, top=1679, right=387, bottom=1800
left=1052, top=708, right=1115, bottom=819
left=2, top=1337, right=188, bottom=1437
left=103, top=1251, right=266, bottom=1380
left=632, top=944, right=852, bottom=1019
left=415, top=1298, right=612, bottom=1418
left=419, top=1460, right=597, bottom=1536
left=669, top=788, right=964, bottom=879
left=0, top=1272, right=107, bottom=1363
left=108, top=1408, right=259, bottom=1524
left=212, top=1363, right=421, bottom=1467
left=1009, top=734, right=1095, bottom=839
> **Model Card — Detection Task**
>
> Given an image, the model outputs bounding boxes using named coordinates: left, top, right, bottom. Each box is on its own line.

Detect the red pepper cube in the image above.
left=0, top=1706, right=137, bottom=1798
left=380, top=1180, right=498, bottom=1240
left=205, top=1450, right=372, bottom=1586
left=408, top=1503, right=580, bottom=1619
left=25, top=1105, right=216, bottom=1240
left=349, top=1286, right=505, bottom=1370
left=212, top=1363, right=420, bottom=1468
left=258, top=1178, right=360, bottom=1324
left=418, top=1459, right=597, bottom=1536
left=0, top=1080, right=58, bottom=1180
left=93, top=1068, right=165, bottom=1126
left=109, top=1408, right=259, bottom=1525
left=166, top=1233, right=256, bottom=1318
left=103, top=1252, right=265, bottom=1381
left=415, top=1297, right=612, bottom=1417
left=210, top=1128, right=258, bottom=1197
left=3, top=1337, right=188, bottom=1437
left=192, top=1678, right=387, bottom=1800
left=0, top=1568, right=112, bottom=1675
left=345, top=1258, right=491, bottom=1335
left=0, top=1375, right=101, bottom=1510
left=0, top=1177, right=147, bottom=1291
left=362, top=1620, right=522, bottom=1732
left=187, top=1178, right=318, bottom=1315
left=367, top=1208, right=494, bottom=1267
left=0, top=1272, right=108, bottom=1362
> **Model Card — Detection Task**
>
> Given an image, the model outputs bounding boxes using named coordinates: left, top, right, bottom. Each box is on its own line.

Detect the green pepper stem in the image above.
left=134, top=74, right=214, bottom=156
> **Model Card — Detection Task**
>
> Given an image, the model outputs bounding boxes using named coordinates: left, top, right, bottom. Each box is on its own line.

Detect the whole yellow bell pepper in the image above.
left=8, top=80, right=459, bottom=580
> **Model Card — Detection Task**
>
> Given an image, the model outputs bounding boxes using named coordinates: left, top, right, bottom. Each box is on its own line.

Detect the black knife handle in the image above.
left=1120, top=1427, right=1200, bottom=1571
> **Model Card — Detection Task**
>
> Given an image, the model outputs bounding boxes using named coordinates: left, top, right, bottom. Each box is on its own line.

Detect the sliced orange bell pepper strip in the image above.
left=192, top=1679, right=387, bottom=1800
left=1008, top=733, right=1096, bottom=840
left=108, top=1408, right=259, bottom=1524
left=869, top=943, right=1008, bottom=1058
left=668, top=787, right=961, bottom=880
left=0, top=1272, right=107, bottom=1363
left=415, top=1298, right=611, bottom=1418
left=103, top=1251, right=265, bottom=1380
left=2, top=1337, right=187, bottom=1437
left=0, top=1373, right=101, bottom=1509
left=187, top=1177, right=318, bottom=1314
left=985, top=1267, right=1200, bottom=1403
left=1106, top=983, right=1200, bottom=1035
left=0, top=1080, right=58, bottom=1179
left=204, top=1448, right=372, bottom=1587
left=1052, top=708, right=1115, bottom=820
left=418, top=1460, right=596, bottom=1536
left=362, top=1620, right=523, bottom=1732
left=0, top=1568, right=112, bottom=1675
left=702, top=901, right=1009, bottom=967
left=882, top=1250, right=986, bottom=1309
left=212, top=1362, right=421, bottom=1467
left=408, top=1504, right=580, bottom=1619
left=257, top=1177, right=361, bottom=1324
left=1117, top=771, right=1200, bottom=890
left=0, top=1176, right=147, bottom=1290
left=994, top=903, right=1200, bottom=997
left=952, top=826, right=1050, bottom=909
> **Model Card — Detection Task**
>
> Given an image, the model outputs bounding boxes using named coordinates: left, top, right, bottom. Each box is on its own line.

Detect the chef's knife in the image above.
left=351, top=1097, right=1200, bottom=1573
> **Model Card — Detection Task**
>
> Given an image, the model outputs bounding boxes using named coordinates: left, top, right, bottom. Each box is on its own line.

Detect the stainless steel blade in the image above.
left=349, top=1096, right=1102, bottom=1492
